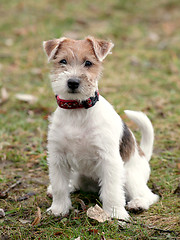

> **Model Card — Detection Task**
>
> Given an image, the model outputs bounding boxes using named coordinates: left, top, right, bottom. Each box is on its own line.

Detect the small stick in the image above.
left=0, top=179, right=22, bottom=197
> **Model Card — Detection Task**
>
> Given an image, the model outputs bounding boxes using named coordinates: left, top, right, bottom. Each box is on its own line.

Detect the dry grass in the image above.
left=0, top=0, right=179, bottom=239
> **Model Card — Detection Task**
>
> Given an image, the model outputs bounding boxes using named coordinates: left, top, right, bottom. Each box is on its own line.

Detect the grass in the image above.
left=0, top=0, right=180, bottom=239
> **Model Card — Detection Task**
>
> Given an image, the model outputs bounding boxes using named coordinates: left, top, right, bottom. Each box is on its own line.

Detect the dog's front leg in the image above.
left=47, top=151, right=72, bottom=216
left=99, top=154, right=130, bottom=220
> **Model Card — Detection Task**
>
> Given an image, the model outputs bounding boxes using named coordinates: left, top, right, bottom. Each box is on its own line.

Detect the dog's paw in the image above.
left=111, top=207, right=130, bottom=221
left=127, top=194, right=159, bottom=213
left=47, top=204, right=70, bottom=216
left=47, top=199, right=72, bottom=216
left=126, top=198, right=149, bottom=212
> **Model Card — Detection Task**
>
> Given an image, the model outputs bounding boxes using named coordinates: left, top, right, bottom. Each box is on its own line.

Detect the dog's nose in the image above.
left=67, top=79, right=80, bottom=90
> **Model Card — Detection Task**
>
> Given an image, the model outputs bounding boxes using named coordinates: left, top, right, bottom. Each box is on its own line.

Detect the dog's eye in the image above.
left=59, top=59, right=67, bottom=65
left=84, top=60, right=93, bottom=67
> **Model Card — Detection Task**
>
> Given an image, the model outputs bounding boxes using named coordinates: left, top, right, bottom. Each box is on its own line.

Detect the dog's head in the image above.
left=43, top=36, right=114, bottom=100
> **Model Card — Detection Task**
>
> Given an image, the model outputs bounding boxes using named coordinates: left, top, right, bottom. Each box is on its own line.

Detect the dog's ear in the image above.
left=86, top=36, right=114, bottom=62
left=43, top=37, right=67, bottom=62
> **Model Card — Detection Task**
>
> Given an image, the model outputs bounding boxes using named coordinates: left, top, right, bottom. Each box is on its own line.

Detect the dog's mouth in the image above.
left=67, top=89, right=80, bottom=94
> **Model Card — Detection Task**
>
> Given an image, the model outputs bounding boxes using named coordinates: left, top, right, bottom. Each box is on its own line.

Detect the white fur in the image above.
left=45, top=37, right=159, bottom=220
left=47, top=96, right=159, bottom=220
left=124, top=110, right=154, bottom=162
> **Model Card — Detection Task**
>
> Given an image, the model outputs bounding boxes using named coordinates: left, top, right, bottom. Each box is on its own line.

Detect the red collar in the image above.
left=56, top=91, right=99, bottom=109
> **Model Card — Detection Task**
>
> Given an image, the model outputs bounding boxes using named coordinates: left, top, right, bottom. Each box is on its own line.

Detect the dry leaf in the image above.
left=0, top=142, right=10, bottom=151
left=32, top=207, right=41, bottom=226
left=0, top=88, right=9, bottom=105
left=0, top=208, right=5, bottom=218
left=5, top=38, right=14, bottom=46
left=15, top=93, right=37, bottom=104
left=54, top=231, right=64, bottom=236
left=87, top=204, right=111, bottom=223
left=88, top=229, right=98, bottom=234
left=177, top=162, right=180, bottom=171
left=19, top=219, right=31, bottom=224
left=148, top=32, right=159, bottom=42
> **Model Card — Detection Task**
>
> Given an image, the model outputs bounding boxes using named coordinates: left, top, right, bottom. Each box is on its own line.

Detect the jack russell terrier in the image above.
left=43, top=36, right=159, bottom=220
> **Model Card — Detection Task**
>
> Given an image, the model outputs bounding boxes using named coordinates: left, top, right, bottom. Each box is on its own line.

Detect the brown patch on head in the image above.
left=54, top=38, right=102, bottom=75
left=43, top=39, right=59, bottom=57
left=43, top=36, right=114, bottom=67
left=53, top=39, right=102, bottom=91
left=86, top=36, right=114, bottom=62
left=43, top=36, right=114, bottom=99
left=120, top=122, right=135, bottom=162
left=43, top=37, right=67, bottom=61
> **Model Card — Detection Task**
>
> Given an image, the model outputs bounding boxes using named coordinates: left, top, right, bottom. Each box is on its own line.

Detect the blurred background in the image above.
left=0, top=0, right=179, bottom=238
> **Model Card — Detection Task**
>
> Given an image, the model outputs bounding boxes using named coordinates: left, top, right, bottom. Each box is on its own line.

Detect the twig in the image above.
left=117, top=218, right=177, bottom=234
left=0, top=179, right=22, bottom=198
left=76, top=198, right=87, bottom=211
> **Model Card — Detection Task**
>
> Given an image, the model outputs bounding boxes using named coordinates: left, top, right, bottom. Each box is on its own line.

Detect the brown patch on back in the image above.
left=120, top=122, right=135, bottom=162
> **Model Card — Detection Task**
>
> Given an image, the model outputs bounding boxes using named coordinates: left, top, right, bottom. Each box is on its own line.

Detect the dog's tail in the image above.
left=124, top=110, right=154, bottom=162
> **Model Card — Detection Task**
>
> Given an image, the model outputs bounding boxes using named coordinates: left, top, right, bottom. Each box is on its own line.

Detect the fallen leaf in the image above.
left=0, top=208, right=5, bottom=218
left=5, top=38, right=14, bottom=46
left=87, top=204, right=111, bottom=223
left=32, top=207, right=41, bottom=226
left=0, top=88, right=9, bottom=105
left=0, top=142, right=10, bottom=151
left=54, top=231, right=64, bottom=236
left=19, top=219, right=31, bottom=224
left=148, top=32, right=159, bottom=42
left=15, top=93, right=37, bottom=104
left=88, top=229, right=99, bottom=234
left=177, top=163, right=180, bottom=171
left=74, top=237, right=80, bottom=240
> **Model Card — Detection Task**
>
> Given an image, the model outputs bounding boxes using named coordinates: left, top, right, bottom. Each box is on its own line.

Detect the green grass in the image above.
left=0, top=0, right=180, bottom=239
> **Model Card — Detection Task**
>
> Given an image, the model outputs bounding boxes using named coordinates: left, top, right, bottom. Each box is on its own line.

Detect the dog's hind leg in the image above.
left=124, top=110, right=159, bottom=211
left=124, top=153, right=159, bottom=212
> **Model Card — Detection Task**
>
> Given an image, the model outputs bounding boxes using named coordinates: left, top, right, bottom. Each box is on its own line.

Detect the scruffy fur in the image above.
left=43, top=36, right=159, bottom=220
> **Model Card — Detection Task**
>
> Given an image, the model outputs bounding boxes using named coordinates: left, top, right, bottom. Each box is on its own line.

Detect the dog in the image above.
left=43, top=36, right=159, bottom=220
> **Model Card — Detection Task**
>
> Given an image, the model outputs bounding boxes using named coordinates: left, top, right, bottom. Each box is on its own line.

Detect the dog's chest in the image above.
left=49, top=110, right=101, bottom=173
